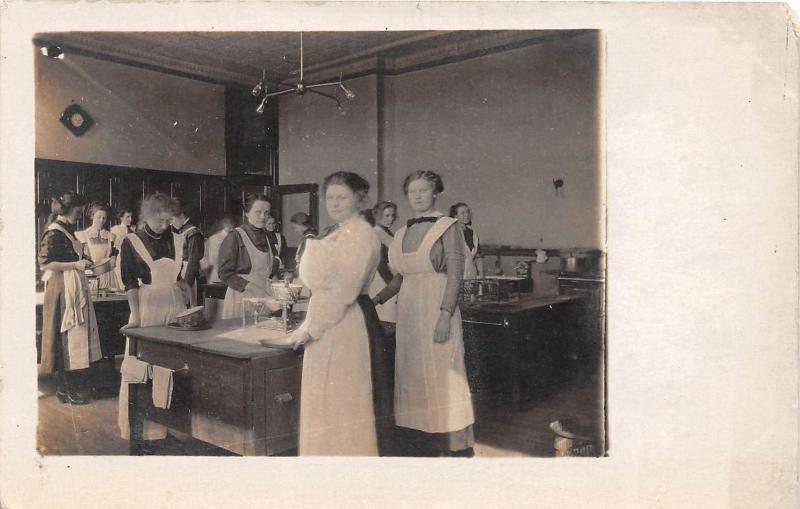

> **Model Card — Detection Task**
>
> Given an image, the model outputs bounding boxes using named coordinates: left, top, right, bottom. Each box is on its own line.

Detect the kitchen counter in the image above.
left=459, top=292, right=591, bottom=410
left=124, top=318, right=396, bottom=456
left=460, top=293, right=579, bottom=315
left=36, top=290, right=129, bottom=306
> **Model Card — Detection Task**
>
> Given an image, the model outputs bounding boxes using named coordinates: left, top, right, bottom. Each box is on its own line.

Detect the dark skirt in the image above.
left=40, top=272, right=72, bottom=374
left=356, top=294, right=394, bottom=455
left=394, top=425, right=475, bottom=455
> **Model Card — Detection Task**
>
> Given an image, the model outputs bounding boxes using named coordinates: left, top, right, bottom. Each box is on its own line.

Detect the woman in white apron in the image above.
left=368, top=201, right=398, bottom=323
left=110, top=208, right=135, bottom=290
left=450, top=202, right=483, bottom=280
left=117, top=193, right=188, bottom=443
left=285, top=171, right=383, bottom=456
left=76, top=202, right=123, bottom=290
left=170, top=198, right=204, bottom=307
left=374, top=171, right=475, bottom=457
left=39, top=192, right=102, bottom=405
left=218, top=194, right=282, bottom=319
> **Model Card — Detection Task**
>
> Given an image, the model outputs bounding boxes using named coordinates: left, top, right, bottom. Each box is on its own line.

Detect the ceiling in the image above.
left=34, top=30, right=584, bottom=86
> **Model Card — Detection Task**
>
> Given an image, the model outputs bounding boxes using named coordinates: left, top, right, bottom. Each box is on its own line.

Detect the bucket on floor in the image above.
left=550, top=420, right=597, bottom=457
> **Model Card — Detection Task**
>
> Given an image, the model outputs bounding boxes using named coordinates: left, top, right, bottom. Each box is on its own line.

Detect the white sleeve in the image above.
left=301, top=226, right=379, bottom=340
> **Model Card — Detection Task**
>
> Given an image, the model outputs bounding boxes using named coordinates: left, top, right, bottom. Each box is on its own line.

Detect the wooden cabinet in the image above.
left=126, top=321, right=303, bottom=456
left=35, top=158, right=229, bottom=249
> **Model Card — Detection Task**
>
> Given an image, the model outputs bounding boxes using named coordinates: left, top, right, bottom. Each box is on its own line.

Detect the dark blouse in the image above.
left=218, top=223, right=277, bottom=292
left=173, top=221, right=204, bottom=286
left=265, top=231, right=288, bottom=261
left=294, top=228, right=317, bottom=267
left=119, top=226, right=179, bottom=292
left=376, top=225, right=394, bottom=284
left=463, top=226, right=475, bottom=252
left=38, top=221, right=81, bottom=266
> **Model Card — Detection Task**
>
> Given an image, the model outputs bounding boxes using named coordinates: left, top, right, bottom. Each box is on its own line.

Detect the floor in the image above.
left=37, top=354, right=605, bottom=457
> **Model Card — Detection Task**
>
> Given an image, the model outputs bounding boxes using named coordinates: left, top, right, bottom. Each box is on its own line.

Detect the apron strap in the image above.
left=126, top=233, right=155, bottom=268
left=388, top=226, right=407, bottom=274
left=418, top=217, right=458, bottom=261
left=236, top=227, right=273, bottom=268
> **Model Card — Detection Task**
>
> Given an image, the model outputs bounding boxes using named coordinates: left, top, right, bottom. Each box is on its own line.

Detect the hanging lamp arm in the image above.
left=307, top=88, right=341, bottom=107
left=264, top=88, right=298, bottom=99
left=300, top=31, right=304, bottom=83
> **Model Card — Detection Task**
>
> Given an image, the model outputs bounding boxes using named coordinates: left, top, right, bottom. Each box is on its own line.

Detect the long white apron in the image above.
left=118, top=232, right=186, bottom=440
left=76, top=229, right=123, bottom=290
left=389, top=217, right=475, bottom=433
left=368, top=226, right=397, bottom=323
left=221, top=227, right=274, bottom=319
left=42, top=222, right=102, bottom=371
left=297, top=236, right=378, bottom=456
left=463, top=229, right=480, bottom=280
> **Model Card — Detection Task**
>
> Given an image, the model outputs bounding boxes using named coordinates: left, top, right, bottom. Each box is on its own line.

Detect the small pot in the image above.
left=560, top=252, right=599, bottom=275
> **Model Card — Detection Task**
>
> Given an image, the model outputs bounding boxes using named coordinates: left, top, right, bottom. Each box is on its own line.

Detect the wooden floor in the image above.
left=38, top=354, right=605, bottom=457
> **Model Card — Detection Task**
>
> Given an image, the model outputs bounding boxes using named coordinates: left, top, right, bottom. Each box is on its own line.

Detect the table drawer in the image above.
left=263, top=364, right=301, bottom=454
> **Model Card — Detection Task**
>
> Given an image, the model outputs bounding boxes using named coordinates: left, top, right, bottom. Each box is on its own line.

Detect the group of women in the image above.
left=38, top=169, right=483, bottom=457
left=282, top=170, right=482, bottom=457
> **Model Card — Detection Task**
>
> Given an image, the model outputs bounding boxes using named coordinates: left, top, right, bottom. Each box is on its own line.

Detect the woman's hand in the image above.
left=290, top=330, right=313, bottom=350
left=264, top=298, right=283, bottom=313
left=120, top=315, right=140, bottom=331
left=73, top=259, right=91, bottom=271
left=177, top=280, right=193, bottom=306
left=433, top=311, right=452, bottom=343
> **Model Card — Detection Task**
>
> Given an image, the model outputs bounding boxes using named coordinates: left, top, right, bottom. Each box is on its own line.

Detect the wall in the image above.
left=35, top=50, right=226, bottom=175
left=278, top=74, right=378, bottom=228
left=278, top=33, right=601, bottom=248
left=383, top=32, right=601, bottom=249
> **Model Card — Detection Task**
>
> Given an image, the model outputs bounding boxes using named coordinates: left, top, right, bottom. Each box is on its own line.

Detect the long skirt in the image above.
left=39, top=271, right=102, bottom=375
left=298, top=296, right=379, bottom=456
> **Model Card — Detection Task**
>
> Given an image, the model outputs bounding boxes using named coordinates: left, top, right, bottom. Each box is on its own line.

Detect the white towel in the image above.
left=151, top=365, right=174, bottom=409
left=60, top=269, right=87, bottom=333
left=120, top=356, right=150, bottom=383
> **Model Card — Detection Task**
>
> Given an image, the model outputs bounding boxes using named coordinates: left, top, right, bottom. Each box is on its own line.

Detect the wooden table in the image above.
left=123, top=319, right=303, bottom=456
left=460, top=293, right=589, bottom=411
left=124, top=317, right=397, bottom=456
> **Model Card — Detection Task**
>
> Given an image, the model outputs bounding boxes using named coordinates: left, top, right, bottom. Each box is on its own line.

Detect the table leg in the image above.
left=506, top=321, right=523, bottom=412
left=127, top=337, right=144, bottom=455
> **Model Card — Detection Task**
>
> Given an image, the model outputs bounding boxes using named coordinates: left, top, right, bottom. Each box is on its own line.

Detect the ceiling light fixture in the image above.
left=251, top=32, right=356, bottom=114
left=40, top=45, right=65, bottom=60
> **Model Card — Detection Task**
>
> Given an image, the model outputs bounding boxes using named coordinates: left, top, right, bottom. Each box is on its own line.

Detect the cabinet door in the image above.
left=171, top=175, right=203, bottom=224
left=35, top=165, right=79, bottom=244
left=144, top=172, right=173, bottom=197
left=202, top=178, right=227, bottom=233
left=263, top=364, right=301, bottom=454
left=110, top=172, right=145, bottom=218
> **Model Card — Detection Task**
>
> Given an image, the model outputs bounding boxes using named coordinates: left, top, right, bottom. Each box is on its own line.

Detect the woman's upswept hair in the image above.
left=373, top=201, right=397, bottom=218
left=242, top=193, right=271, bottom=213
left=47, top=191, right=86, bottom=225
left=323, top=171, right=370, bottom=202
left=290, top=212, right=312, bottom=228
left=449, top=202, right=469, bottom=218
left=402, top=170, right=444, bottom=195
left=139, top=193, right=173, bottom=222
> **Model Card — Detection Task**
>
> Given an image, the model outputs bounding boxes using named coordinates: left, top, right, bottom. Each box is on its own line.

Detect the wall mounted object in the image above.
left=59, top=104, right=94, bottom=137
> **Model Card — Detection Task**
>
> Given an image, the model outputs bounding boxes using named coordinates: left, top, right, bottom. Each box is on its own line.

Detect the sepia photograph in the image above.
left=1, top=2, right=797, bottom=507
left=32, top=29, right=606, bottom=458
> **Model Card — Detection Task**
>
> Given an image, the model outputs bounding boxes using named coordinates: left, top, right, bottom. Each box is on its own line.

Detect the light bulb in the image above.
left=256, top=96, right=268, bottom=114
left=251, top=81, right=264, bottom=96
left=340, top=83, right=356, bottom=100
